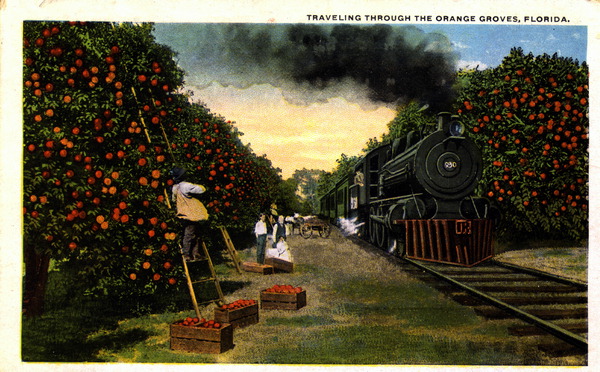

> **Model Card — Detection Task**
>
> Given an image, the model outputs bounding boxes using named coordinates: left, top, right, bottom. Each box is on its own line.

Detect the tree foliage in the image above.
left=380, top=102, right=438, bottom=145
left=272, top=178, right=302, bottom=217
left=292, top=168, right=323, bottom=214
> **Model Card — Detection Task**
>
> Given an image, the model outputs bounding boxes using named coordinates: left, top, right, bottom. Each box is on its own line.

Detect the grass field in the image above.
left=495, top=246, right=587, bottom=283
left=21, top=229, right=587, bottom=367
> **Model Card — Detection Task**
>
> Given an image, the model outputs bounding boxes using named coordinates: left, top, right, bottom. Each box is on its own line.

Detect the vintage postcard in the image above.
left=1, top=0, right=599, bottom=371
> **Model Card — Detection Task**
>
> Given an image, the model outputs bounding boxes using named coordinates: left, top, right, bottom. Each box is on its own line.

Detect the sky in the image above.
left=153, top=23, right=587, bottom=179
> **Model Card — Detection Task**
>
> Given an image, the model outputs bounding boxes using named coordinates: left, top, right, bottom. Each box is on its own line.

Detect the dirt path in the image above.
left=211, top=228, right=435, bottom=363
left=221, top=226, right=415, bottom=305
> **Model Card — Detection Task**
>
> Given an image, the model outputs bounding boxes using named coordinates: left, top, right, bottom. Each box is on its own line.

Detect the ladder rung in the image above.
left=196, top=299, right=222, bottom=306
left=191, top=278, right=217, bottom=284
left=185, top=258, right=208, bottom=263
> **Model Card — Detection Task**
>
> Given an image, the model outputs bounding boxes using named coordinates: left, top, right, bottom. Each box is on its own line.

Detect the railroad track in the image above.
left=346, top=231, right=588, bottom=358
left=399, top=257, right=587, bottom=356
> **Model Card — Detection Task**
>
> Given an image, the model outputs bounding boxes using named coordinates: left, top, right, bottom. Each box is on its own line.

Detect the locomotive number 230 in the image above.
left=455, top=220, right=472, bottom=235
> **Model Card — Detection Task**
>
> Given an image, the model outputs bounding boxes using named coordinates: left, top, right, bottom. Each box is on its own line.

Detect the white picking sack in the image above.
left=266, top=239, right=292, bottom=262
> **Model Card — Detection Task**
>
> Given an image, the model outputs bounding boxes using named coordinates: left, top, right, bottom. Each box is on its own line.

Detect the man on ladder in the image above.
left=170, top=167, right=208, bottom=261
left=170, top=166, right=224, bottom=317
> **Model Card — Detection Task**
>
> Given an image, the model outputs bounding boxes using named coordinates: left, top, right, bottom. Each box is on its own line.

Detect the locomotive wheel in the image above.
left=369, top=207, right=378, bottom=244
left=300, top=224, right=313, bottom=239
left=370, top=221, right=379, bottom=245
left=319, top=224, right=331, bottom=238
left=376, top=222, right=387, bottom=248
left=376, top=206, right=387, bottom=248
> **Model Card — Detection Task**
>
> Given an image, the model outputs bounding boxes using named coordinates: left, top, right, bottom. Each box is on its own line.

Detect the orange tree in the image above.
left=169, top=103, right=282, bottom=229
left=455, top=48, right=588, bottom=242
left=23, top=21, right=280, bottom=316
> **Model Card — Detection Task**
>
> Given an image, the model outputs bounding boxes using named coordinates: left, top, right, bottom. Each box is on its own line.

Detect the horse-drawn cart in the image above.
left=298, top=217, right=331, bottom=238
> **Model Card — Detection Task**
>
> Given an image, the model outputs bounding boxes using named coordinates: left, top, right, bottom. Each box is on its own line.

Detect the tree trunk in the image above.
left=23, top=244, right=51, bottom=317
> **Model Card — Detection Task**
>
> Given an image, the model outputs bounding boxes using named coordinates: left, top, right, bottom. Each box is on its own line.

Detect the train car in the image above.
left=320, top=175, right=353, bottom=223
left=320, top=112, right=497, bottom=267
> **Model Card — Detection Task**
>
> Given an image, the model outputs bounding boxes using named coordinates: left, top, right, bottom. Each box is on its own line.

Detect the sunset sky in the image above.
left=153, top=23, right=587, bottom=179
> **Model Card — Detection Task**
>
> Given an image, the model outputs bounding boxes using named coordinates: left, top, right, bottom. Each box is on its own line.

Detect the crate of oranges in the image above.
left=170, top=317, right=234, bottom=354
left=260, top=285, right=306, bottom=310
left=214, top=299, right=259, bottom=329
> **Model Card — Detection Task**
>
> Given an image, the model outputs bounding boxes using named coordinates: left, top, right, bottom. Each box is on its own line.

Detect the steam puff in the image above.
left=162, top=23, right=459, bottom=112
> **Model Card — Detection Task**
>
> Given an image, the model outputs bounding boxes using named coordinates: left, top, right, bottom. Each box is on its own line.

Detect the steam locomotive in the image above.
left=319, top=112, right=498, bottom=266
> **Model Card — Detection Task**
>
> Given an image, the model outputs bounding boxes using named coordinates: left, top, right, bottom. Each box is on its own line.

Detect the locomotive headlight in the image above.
left=448, top=120, right=465, bottom=137
left=438, top=113, right=465, bottom=137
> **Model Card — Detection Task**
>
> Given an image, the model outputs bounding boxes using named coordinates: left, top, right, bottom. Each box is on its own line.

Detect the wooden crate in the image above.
left=214, top=303, right=259, bottom=329
left=265, top=257, right=294, bottom=273
left=242, top=262, right=274, bottom=275
left=170, top=322, right=234, bottom=354
left=260, top=290, right=306, bottom=310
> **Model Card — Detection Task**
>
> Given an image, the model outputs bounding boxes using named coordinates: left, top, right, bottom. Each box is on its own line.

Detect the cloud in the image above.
left=456, top=60, right=489, bottom=70
left=451, top=41, right=470, bottom=49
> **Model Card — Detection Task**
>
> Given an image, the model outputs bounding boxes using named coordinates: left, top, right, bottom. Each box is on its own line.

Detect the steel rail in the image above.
left=402, top=258, right=588, bottom=351
left=493, top=260, right=587, bottom=290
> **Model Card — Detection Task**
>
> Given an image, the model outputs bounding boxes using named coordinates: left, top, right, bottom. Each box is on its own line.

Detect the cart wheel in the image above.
left=300, top=224, right=313, bottom=239
left=319, top=224, right=331, bottom=238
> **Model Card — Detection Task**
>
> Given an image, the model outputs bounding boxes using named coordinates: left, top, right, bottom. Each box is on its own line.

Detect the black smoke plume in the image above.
left=157, top=23, right=459, bottom=112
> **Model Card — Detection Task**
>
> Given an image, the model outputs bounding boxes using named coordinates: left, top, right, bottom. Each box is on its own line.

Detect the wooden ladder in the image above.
left=219, top=226, right=242, bottom=274
left=180, top=239, right=224, bottom=319
left=181, top=227, right=242, bottom=319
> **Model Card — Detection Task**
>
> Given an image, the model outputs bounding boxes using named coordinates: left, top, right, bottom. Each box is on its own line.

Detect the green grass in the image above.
left=264, top=325, right=522, bottom=365
left=333, top=283, right=483, bottom=328
left=22, top=295, right=142, bottom=362
left=498, top=246, right=587, bottom=283
left=21, top=265, right=221, bottom=362
left=264, top=315, right=336, bottom=327
left=495, top=238, right=586, bottom=253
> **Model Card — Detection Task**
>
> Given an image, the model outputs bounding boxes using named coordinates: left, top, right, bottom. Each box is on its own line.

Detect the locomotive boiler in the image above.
left=320, top=112, right=497, bottom=266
